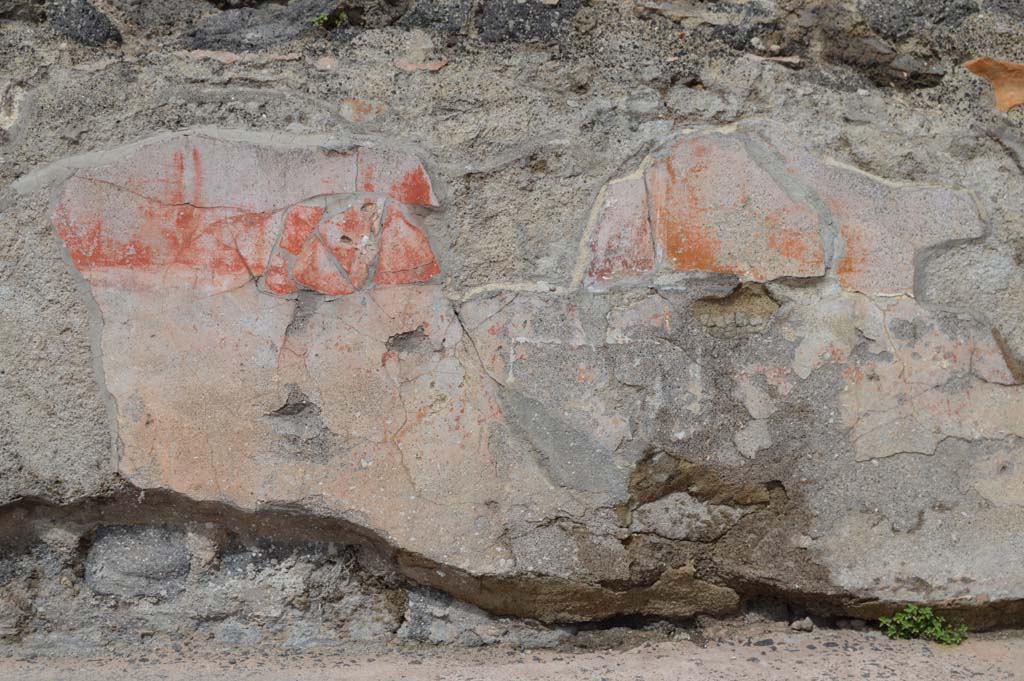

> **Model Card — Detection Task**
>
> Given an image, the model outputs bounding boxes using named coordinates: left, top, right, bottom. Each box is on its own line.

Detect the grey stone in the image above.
left=0, top=0, right=43, bottom=21
left=631, top=493, right=752, bottom=542
left=109, top=0, right=209, bottom=34
left=208, top=0, right=261, bottom=8
left=987, top=0, right=1024, bottom=20
left=790, top=616, right=814, bottom=632
left=0, top=597, right=25, bottom=640
left=182, top=0, right=337, bottom=51
left=398, top=588, right=571, bottom=647
left=634, top=0, right=780, bottom=48
left=210, top=620, right=262, bottom=644
left=857, top=0, right=979, bottom=42
left=85, top=526, right=189, bottom=599
left=634, top=0, right=779, bottom=26
left=398, top=0, right=473, bottom=34
left=836, top=618, right=867, bottom=630
left=45, top=0, right=121, bottom=46
left=477, top=0, right=585, bottom=43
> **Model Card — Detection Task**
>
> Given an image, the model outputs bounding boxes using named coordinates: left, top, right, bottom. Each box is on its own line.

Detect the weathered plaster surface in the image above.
left=4, top=0, right=1024, bottom=646
left=31, top=124, right=1024, bottom=623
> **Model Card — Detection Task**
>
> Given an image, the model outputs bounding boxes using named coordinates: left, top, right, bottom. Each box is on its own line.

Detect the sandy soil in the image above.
left=2, top=624, right=1022, bottom=680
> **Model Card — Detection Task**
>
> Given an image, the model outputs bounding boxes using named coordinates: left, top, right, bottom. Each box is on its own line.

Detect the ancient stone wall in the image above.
left=2, top=0, right=1024, bottom=650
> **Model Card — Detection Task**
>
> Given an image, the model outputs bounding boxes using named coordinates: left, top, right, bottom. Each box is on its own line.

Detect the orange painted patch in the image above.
left=161, top=205, right=246, bottom=273
left=586, top=178, right=655, bottom=283
left=319, top=199, right=382, bottom=289
left=54, top=206, right=160, bottom=269
left=357, top=148, right=437, bottom=206
left=828, top=345, right=846, bottom=363
left=358, top=151, right=378, bottom=194
left=280, top=204, right=325, bottom=255
left=224, top=212, right=275, bottom=277
left=347, top=98, right=376, bottom=116
left=54, top=189, right=253, bottom=278
left=293, top=237, right=354, bottom=296
left=842, top=366, right=863, bottom=381
left=391, top=165, right=434, bottom=206
left=767, top=226, right=810, bottom=263
left=264, top=252, right=296, bottom=295
left=160, top=145, right=205, bottom=207
left=373, top=205, right=440, bottom=285
left=190, top=146, right=204, bottom=206
left=54, top=142, right=446, bottom=297
left=340, top=98, right=387, bottom=123
left=167, top=150, right=186, bottom=204
left=654, top=145, right=726, bottom=273
left=664, top=220, right=722, bottom=271
left=645, top=136, right=825, bottom=281
left=836, top=222, right=867, bottom=290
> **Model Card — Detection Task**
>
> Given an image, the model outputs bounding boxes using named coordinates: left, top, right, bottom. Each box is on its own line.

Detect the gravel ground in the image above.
left=2, top=624, right=1021, bottom=680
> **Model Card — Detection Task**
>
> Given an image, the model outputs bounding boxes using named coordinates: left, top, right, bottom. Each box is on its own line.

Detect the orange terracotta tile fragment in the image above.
left=318, top=199, right=383, bottom=289
left=393, top=165, right=435, bottom=207
left=293, top=237, right=354, bottom=296
left=373, top=205, right=440, bottom=285
left=965, top=57, right=1024, bottom=113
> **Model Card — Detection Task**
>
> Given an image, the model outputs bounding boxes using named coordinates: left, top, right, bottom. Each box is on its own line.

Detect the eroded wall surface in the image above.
left=2, top=0, right=1024, bottom=648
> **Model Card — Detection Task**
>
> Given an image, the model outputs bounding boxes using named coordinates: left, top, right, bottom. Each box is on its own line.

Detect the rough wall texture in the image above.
left=2, top=0, right=1024, bottom=650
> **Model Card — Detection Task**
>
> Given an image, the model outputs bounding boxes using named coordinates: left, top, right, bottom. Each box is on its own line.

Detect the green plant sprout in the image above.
left=878, top=604, right=967, bottom=645
left=312, top=9, right=347, bottom=30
